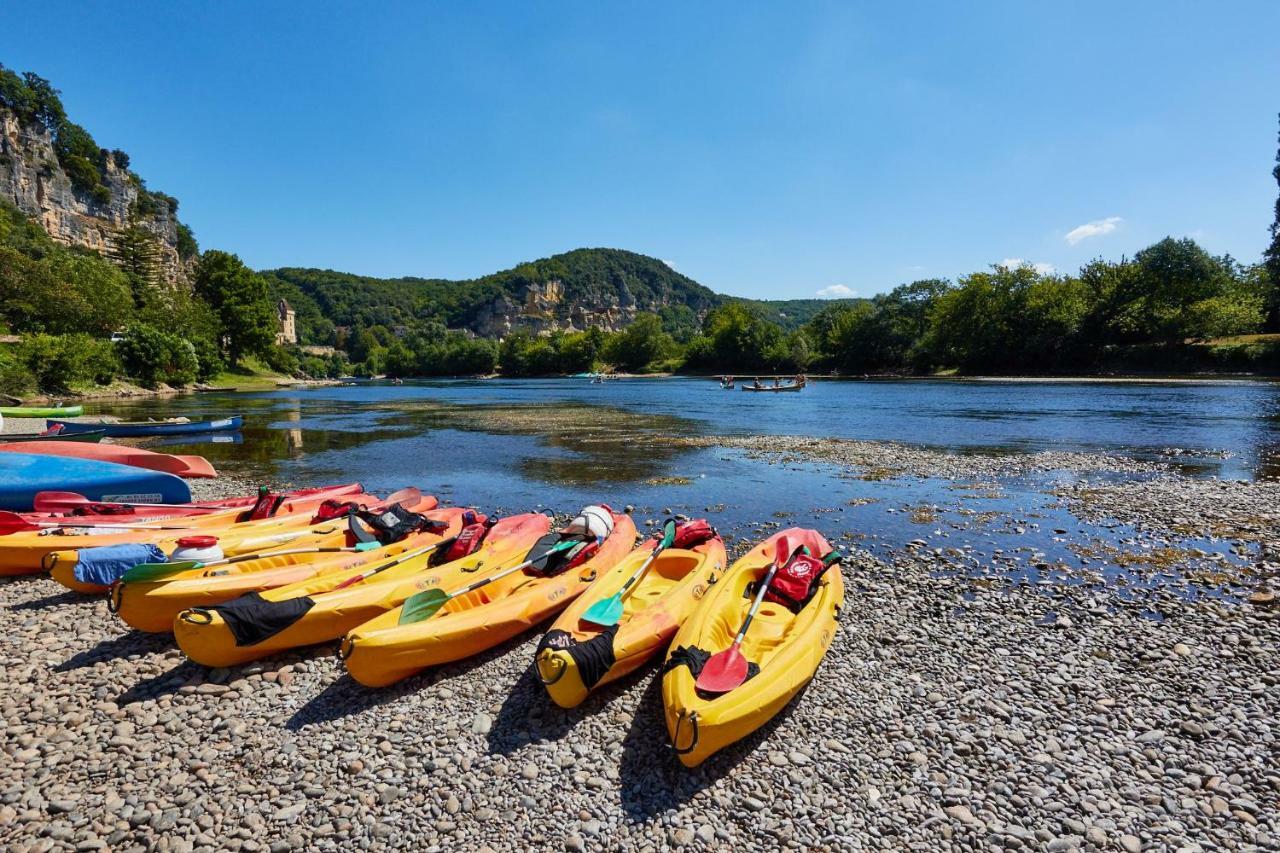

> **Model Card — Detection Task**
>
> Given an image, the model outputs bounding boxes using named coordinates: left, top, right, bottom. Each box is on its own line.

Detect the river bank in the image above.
left=0, top=444, right=1277, bottom=850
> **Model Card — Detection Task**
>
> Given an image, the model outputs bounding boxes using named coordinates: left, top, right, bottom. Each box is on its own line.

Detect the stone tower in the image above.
left=276, top=299, right=297, bottom=345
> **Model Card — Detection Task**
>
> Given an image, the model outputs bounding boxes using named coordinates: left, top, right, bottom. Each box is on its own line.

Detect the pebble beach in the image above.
left=2, top=429, right=1277, bottom=851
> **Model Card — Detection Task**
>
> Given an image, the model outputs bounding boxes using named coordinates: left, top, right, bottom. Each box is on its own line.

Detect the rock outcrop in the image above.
left=471, top=279, right=652, bottom=337
left=0, top=107, right=189, bottom=286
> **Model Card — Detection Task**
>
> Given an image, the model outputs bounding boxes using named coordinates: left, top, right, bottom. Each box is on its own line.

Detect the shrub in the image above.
left=14, top=333, right=119, bottom=393
left=117, top=323, right=197, bottom=387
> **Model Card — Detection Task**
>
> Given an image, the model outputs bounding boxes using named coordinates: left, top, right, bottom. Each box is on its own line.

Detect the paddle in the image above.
left=32, top=486, right=421, bottom=515
left=331, top=534, right=459, bottom=590
left=581, top=519, right=676, bottom=627
left=118, top=488, right=429, bottom=581
left=33, top=490, right=242, bottom=513
left=119, top=540, right=383, bottom=584
left=695, top=536, right=806, bottom=694
left=398, top=536, right=585, bottom=625
left=0, top=511, right=200, bottom=536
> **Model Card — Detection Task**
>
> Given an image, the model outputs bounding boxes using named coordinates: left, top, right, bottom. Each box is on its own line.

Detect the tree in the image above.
left=194, top=250, right=276, bottom=365
left=1265, top=113, right=1280, bottom=332
left=605, top=314, right=672, bottom=371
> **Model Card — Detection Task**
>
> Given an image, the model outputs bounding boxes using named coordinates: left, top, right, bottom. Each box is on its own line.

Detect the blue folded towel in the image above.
left=73, top=544, right=167, bottom=586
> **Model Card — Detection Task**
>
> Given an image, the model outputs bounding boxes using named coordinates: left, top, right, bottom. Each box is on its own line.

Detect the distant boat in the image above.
left=48, top=416, right=244, bottom=437
left=741, top=376, right=807, bottom=392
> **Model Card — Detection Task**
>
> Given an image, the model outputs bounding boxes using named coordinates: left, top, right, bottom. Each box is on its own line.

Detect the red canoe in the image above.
left=0, top=441, right=218, bottom=479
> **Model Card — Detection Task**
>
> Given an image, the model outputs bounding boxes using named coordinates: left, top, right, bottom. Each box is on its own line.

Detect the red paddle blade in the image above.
left=774, top=534, right=799, bottom=566
left=0, top=511, right=39, bottom=535
left=695, top=645, right=749, bottom=693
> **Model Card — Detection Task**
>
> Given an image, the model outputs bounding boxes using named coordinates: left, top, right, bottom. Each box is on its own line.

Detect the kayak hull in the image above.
left=48, top=416, right=244, bottom=437
left=661, top=528, right=842, bottom=768
left=0, top=405, right=85, bottom=417
left=0, top=441, right=217, bottom=479
left=536, top=535, right=726, bottom=709
left=343, top=514, right=637, bottom=688
left=174, top=513, right=552, bottom=667
left=0, top=430, right=105, bottom=444
left=0, top=452, right=190, bottom=512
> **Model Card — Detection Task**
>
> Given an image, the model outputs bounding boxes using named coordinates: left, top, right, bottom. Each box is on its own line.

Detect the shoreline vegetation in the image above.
left=1, top=62, right=1277, bottom=398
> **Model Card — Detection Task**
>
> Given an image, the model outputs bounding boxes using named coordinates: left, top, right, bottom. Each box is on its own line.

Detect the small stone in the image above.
left=565, top=835, right=585, bottom=852
left=471, top=713, right=493, bottom=735
left=1119, top=834, right=1142, bottom=853
left=521, top=763, right=539, bottom=780
left=1172, top=643, right=1191, bottom=656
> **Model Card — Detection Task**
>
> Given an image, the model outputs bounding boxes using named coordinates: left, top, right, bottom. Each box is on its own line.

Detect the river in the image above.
left=91, top=377, right=1280, bottom=597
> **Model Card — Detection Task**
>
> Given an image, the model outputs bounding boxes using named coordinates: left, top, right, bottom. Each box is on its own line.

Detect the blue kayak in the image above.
left=46, top=416, right=244, bottom=437
left=0, top=453, right=191, bottom=511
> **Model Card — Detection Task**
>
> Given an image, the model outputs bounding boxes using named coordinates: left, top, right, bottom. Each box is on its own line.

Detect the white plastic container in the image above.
left=170, top=535, right=224, bottom=564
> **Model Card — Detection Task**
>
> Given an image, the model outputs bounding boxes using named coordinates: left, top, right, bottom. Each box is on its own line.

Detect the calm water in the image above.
left=87, top=377, right=1280, bottom=597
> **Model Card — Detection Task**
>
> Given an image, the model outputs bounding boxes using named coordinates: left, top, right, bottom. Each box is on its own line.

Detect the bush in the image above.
left=0, top=349, right=34, bottom=397
left=263, top=345, right=300, bottom=376
left=14, top=333, right=119, bottom=393
left=117, top=323, right=197, bottom=387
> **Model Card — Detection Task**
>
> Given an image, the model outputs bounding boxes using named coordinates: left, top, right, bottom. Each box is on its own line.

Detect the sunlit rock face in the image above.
left=0, top=107, right=190, bottom=286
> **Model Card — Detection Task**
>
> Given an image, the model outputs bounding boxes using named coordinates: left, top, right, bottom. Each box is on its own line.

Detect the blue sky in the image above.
left=3, top=2, right=1278, bottom=299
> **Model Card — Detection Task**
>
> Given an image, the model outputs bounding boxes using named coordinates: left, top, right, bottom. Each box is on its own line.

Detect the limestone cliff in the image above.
left=470, top=277, right=650, bottom=337
left=0, top=106, right=190, bottom=286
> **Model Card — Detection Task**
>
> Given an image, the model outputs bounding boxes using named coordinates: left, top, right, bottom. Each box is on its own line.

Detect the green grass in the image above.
left=207, top=357, right=290, bottom=390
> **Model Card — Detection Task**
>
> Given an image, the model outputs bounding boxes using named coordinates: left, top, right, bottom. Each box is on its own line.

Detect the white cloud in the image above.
left=661, top=259, right=678, bottom=271
left=1065, top=216, right=1123, bottom=245
left=816, top=284, right=856, bottom=299
left=999, top=258, right=1055, bottom=275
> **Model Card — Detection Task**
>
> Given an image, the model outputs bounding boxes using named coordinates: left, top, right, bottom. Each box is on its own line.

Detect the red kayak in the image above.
left=22, top=483, right=366, bottom=522
left=0, top=441, right=218, bottom=479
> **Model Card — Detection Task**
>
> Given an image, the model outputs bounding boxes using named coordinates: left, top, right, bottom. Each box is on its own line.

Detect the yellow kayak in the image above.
left=0, top=485, right=365, bottom=579
left=47, top=492, right=438, bottom=595
left=342, top=513, right=637, bottom=688
left=174, top=513, right=552, bottom=667
left=535, top=529, right=726, bottom=708
left=662, top=528, right=843, bottom=768
left=111, top=506, right=465, bottom=633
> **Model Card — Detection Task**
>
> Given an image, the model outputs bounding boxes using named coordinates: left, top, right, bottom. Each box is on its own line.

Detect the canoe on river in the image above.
left=0, top=405, right=85, bottom=418
left=0, top=452, right=191, bottom=511
left=47, top=416, right=244, bottom=437
left=0, top=441, right=217, bottom=479
left=741, top=383, right=804, bottom=392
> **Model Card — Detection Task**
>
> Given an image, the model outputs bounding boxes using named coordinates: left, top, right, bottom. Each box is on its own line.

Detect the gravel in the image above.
left=663, top=434, right=1166, bottom=479
left=1, top=465, right=1277, bottom=850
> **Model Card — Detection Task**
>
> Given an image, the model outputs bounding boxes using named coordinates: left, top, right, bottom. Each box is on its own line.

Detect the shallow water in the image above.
left=85, top=377, right=1278, bottom=595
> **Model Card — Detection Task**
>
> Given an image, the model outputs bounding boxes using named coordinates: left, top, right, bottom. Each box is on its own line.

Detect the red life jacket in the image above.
left=247, top=490, right=287, bottom=520
left=441, top=511, right=491, bottom=562
left=312, top=499, right=360, bottom=522
left=672, top=519, right=715, bottom=548
left=764, top=553, right=826, bottom=612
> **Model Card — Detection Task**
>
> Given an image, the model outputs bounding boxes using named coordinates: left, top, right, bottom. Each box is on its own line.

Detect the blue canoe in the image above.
left=0, top=452, right=191, bottom=511
left=47, top=416, right=244, bottom=438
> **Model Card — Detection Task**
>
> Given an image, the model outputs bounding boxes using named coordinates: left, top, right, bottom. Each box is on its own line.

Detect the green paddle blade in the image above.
left=120, top=560, right=200, bottom=584
left=398, top=588, right=449, bottom=624
left=658, top=519, right=677, bottom=549
left=580, top=593, right=624, bottom=628
left=354, top=541, right=379, bottom=551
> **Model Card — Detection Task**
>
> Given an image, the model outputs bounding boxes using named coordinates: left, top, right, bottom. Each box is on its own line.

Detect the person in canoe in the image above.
left=752, top=377, right=762, bottom=389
